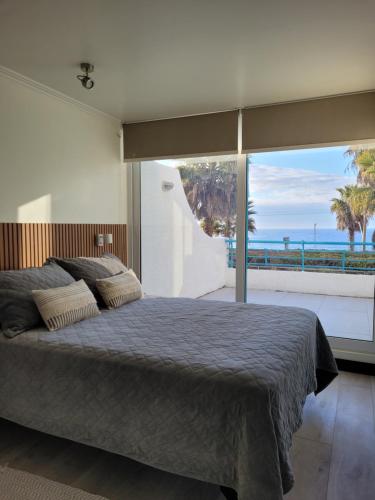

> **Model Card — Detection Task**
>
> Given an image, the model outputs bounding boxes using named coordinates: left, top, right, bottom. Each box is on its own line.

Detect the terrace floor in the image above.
left=200, top=287, right=374, bottom=341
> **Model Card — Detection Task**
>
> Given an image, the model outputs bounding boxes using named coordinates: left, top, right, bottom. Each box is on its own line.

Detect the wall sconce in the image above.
left=162, top=181, right=174, bottom=192
left=95, top=234, right=104, bottom=247
left=104, top=234, right=113, bottom=245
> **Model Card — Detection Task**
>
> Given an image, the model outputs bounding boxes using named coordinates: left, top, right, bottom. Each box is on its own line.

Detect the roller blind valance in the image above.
left=123, top=110, right=239, bottom=161
left=242, top=91, right=375, bottom=152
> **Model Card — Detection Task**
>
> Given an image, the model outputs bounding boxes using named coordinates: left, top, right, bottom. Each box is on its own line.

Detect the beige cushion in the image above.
left=96, top=270, right=143, bottom=309
left=32, top=280, right=100, bottom=331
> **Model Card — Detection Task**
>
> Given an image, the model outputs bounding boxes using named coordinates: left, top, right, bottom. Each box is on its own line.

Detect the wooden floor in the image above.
left=0, top=371, right=374, bottom=500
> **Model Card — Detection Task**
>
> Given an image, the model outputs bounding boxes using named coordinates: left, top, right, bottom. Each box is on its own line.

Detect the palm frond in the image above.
left=178, top=161, right=256, bottom=237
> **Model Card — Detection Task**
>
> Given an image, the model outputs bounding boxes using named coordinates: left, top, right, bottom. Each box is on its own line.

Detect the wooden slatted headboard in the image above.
left=0, top=223, right=127, bottom=271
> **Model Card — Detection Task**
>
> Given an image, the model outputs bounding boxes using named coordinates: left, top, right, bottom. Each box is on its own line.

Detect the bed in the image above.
left=0, top=296, right=337, bottom=500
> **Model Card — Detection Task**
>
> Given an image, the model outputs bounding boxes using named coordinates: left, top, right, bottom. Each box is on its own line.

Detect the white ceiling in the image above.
left=0, top=0, right=374, bottom=122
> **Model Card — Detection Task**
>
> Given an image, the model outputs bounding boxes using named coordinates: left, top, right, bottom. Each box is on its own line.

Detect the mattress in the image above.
left=0, top=297, right=338, bottom=500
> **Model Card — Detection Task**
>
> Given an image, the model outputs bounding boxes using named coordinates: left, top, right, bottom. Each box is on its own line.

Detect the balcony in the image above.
left=141, top=162, right=374, bottom=342
left=201, top=288, right=373, bottom=341
left=200, top=239, right=375, bottom=341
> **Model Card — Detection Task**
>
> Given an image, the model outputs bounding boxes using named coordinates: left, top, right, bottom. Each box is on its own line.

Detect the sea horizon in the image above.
left=246, top=227, right=375, bottom=251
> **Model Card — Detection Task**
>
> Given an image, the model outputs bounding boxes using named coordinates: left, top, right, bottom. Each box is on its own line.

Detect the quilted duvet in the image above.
left=0, top=297, right=337, bottom=500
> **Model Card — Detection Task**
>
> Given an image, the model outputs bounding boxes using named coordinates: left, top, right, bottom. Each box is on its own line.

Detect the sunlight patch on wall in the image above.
left=17, top=194, right=52, bottom=222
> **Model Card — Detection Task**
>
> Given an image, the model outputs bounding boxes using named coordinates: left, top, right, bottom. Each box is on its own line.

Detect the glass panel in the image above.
left=246, top=145, right=375, bottom=342
left=141, top=155, right=239, bottom=301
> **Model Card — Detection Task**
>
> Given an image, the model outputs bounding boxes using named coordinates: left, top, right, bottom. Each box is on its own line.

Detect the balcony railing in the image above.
left=225, top=239, right=375, bottom=273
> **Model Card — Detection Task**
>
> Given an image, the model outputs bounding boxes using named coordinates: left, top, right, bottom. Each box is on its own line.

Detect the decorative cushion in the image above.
left=0, top=290, right=42, bottom=338
left=32, top=280, right=100, bottom=332
left=0, top=262, right=75, bottom=337
left=46, top=255, right=127, bottom=306
left=96, top=270, right=143, bottom=309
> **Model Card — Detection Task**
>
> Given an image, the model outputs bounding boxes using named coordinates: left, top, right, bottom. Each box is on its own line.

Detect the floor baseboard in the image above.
left=336, top=358, right=375, bottom=375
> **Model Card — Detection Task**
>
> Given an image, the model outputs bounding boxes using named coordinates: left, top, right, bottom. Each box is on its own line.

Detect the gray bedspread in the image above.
left=0, top=298, right=337, bottom=500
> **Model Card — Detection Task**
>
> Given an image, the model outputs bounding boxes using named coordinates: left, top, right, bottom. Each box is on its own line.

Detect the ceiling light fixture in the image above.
left=77, top=62, right=95, bottom=89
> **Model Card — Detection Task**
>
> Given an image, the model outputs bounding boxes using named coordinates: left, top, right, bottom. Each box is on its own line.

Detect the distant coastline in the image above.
left=247, top=228, right=375, bottom=251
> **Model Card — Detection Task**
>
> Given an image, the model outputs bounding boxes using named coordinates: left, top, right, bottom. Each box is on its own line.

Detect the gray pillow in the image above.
left=0, top=262, right=75, bottom=338
left=0, top=289, right=42, bottom=338
left=47, top=256, right=125, bottom=306
left=0, top=262, right=75, bottom=291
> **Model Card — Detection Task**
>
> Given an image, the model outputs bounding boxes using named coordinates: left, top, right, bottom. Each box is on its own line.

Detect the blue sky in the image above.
left=249, top=146, right=358, bottom=229
left=250, top=146, right=352, bottom=175
left=157, top=145, right=366, bottom=230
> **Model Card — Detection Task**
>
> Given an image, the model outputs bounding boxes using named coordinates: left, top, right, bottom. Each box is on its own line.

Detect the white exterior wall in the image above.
left=141, top=162, right=227, bottom=298
left=226, top=268, right=374, bottom=298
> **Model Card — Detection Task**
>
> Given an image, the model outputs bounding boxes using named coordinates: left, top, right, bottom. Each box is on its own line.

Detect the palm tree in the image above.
left=346, top=147, right=375, bottom=187
left=331, top=185, right=375, bottom=251
left=347, top=185, right=375, bottom=250
left=179, top=161, right=227, bottom=236
left=331, top=186, right=359, bottom=251
left=178, top=159, right=256, bottom=238
left=213, top=200, right=257, bottom=237
left=247, top=200, right=256, bottom=234
left=345, top=147, right=375, bottom=245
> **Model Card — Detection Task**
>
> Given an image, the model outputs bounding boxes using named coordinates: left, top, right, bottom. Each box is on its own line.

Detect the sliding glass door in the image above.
left=130, top=142, right=375, bottom=361
left=245, top=144, right=375, bottom=361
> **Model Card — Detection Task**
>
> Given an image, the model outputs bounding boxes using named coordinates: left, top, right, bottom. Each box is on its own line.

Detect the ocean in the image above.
left=247, top=228, right=375, bottom=251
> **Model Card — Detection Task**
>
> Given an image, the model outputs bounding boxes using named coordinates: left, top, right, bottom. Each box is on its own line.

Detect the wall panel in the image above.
left=0, top=223, right=127, bottom=270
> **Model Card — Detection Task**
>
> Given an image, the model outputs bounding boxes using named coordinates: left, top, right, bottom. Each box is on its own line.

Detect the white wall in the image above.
left=141, top=162, right=227, bottom=298
left=226, top=268, right=374, bottom=298
left=0, top=71, right=126, bottom=223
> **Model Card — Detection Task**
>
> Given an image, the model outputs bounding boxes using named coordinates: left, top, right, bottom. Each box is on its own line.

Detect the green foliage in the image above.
left=346, top=147, right=375, bottom=186
left=247, top=249, right=375, bottom=273
left=331, top=183, right=375, bottom=250
left=178, top=159, right=256, bottom=237
left=343, top=147, right=375, bottom=247
left=331, top=185, right=360, bottom=250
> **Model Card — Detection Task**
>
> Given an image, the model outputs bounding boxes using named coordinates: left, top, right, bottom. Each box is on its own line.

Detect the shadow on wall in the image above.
left=141, top=162, right=227, bottom=298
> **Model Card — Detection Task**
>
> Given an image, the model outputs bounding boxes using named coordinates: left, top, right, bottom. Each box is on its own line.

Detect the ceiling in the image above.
left=0, top=0, right=374, bottom=122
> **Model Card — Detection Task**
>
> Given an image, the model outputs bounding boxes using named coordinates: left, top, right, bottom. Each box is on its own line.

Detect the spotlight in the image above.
left=77, top=62, right=95, bottom=89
